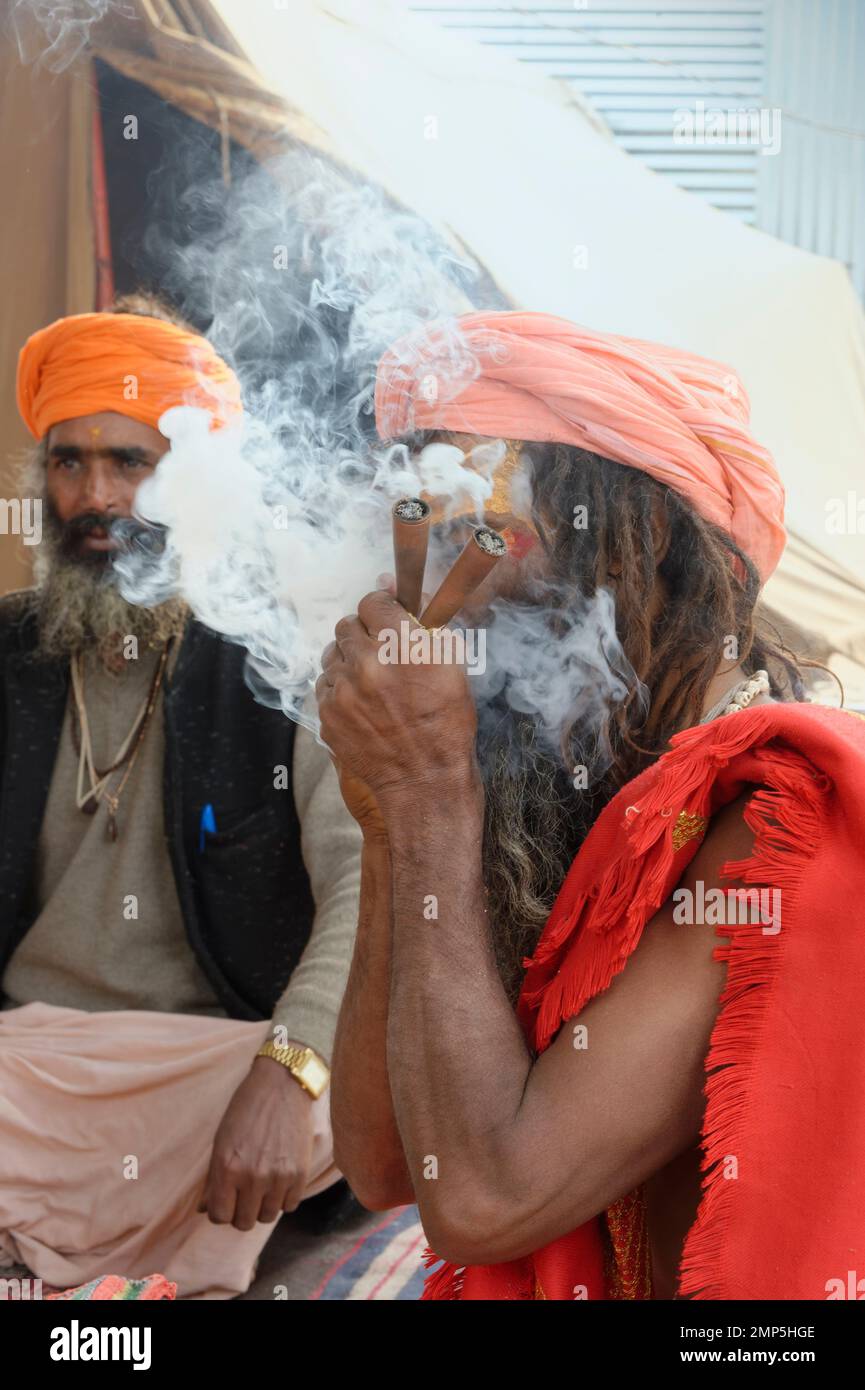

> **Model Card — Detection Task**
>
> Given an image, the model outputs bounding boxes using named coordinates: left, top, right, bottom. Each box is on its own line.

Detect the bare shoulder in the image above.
left=527, top=800, right=764, bottom=1229
left=548, top=796, right=763, bottom=1051
left=541, top=787, right=771, bottom=1076
left=631, top=791, right=761, bottom=972
left=682, top=790, right=757, bottom=885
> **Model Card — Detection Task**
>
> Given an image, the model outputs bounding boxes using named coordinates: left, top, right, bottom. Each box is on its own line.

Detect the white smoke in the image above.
left=473, top=587, right=644, bottom=777
left=114, top=157, right=504, bottom=732
left=11, top=0, right=115, bottom=71
left=110, top=152, right=639, bottom=769
left=122, top=407, right=498, bottom=732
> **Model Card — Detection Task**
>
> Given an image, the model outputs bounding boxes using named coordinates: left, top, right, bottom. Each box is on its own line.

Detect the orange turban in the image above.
left=375, top=311, right=786, bottom=582
left=17, top=311, right=242, bottom=440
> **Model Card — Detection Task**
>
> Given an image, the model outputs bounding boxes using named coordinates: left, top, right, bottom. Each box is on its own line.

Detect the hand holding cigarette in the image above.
left=316, top=504, right=507, bottom=824
left=316, top=590, right=481, bottom=818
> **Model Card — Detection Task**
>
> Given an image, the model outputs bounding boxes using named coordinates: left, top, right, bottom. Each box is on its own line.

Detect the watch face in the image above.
left=300, top=1054, right=330, bottom=1095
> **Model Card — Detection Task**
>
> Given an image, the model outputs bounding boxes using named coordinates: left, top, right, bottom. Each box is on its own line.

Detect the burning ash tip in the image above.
left=393, top=497, right=430, bottom=522
left=473, top=526, right=508, bottom=557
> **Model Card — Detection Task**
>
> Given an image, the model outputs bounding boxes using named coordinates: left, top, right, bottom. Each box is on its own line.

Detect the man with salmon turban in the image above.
left=0, top=297, right=363, bottom=1298
left=320, top=311, right=865, bottom=1300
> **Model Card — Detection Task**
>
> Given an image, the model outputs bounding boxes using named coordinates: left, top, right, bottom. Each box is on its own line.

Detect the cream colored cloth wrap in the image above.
left=0, top=1002, right=338, bottom=1299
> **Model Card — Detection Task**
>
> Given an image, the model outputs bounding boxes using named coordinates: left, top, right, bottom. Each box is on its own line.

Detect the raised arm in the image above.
left=383, top=787, right=751, bottom=1265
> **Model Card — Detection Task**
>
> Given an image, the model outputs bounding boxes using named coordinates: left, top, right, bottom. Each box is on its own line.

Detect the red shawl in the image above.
left=424, top=702, right=865, bottom=1300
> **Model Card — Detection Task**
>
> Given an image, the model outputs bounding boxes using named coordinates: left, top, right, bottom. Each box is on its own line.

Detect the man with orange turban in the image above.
left=0, top=298, right=363, bottom=1297
left=321, top=311, right=865, bottom=1300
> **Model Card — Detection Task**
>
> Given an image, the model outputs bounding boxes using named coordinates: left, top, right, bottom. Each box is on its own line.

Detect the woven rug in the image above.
left=1, top=1205, right=428, bottom=1301
left=310, top=1204, right=426, bottom=1300
left=240, top=1201, right=427, bottom=1300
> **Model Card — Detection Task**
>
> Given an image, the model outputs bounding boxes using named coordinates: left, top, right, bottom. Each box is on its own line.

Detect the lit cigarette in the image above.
left=392, top=497, right=431, bottom=617
left=419, top=526, right=507, bottom=630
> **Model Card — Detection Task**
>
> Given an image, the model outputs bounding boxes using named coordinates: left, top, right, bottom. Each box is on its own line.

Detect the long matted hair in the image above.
left=481, top=441, right=811, bottom=996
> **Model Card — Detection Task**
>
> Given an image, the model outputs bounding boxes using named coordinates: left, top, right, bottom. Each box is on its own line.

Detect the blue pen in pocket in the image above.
left=199, top=803, right=217, bottom=852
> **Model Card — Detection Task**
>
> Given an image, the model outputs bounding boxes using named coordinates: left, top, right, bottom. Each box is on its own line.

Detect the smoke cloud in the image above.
left=114, top=156, right=500, bottom=729
left=109, top=150, right=640, bottom=771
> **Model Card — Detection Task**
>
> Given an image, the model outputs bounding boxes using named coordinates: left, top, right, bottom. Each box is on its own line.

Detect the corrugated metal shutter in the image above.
left=758, top=0, right=865, bottom=299
left=408, top=1, right=766, bottom=223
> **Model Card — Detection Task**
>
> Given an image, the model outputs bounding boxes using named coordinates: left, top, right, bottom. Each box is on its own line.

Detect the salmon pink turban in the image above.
left=17, top=311, right=242, bottom=440
left=375, top=311, right=786, bottom=583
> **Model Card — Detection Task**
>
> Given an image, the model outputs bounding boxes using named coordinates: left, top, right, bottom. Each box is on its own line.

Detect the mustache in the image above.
left=61, top=511, right=114, bottom=539
left=51, top=510, right=168, bottom=558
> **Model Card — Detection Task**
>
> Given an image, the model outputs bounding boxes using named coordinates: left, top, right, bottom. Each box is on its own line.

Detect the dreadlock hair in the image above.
left=480, top=440, right=811, bottom=997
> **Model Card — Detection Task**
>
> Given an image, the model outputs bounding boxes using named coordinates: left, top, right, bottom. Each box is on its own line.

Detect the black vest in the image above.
left=0, top=594, right=315, bottom=1019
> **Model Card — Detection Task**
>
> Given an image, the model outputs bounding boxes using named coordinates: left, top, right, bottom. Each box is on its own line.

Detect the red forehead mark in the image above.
left=500, top=525, right=537, bottom=559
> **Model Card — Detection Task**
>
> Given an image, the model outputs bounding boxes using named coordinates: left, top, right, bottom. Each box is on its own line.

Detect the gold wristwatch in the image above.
left=256, top=1040, right=330, bottom=1099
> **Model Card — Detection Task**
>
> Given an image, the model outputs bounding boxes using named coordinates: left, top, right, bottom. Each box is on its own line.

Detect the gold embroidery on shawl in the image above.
left=672, top=809, right=708, bottom=851
left=603, top=1188, right=653, bottom=1300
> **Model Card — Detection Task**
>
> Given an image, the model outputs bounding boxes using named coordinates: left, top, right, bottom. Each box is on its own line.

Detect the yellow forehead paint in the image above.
left=487, top=439, right=524, bottom=514
left=421, top=440, right=534, bottom=525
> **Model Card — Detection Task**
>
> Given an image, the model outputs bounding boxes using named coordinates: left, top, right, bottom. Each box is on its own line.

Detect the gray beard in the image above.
left=32, top=549, right=189, bottom=668
left=19, top=449, right=189, bottom=668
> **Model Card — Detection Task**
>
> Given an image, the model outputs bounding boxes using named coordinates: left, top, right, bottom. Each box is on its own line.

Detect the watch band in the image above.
left=256, top=1040, right=330, bottom=1099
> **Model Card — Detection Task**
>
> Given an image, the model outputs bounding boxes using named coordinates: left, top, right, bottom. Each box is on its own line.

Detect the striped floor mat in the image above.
left=3, top=1206, right=431, bottom=1302
left=311, top=1205, right=427, bottom=1300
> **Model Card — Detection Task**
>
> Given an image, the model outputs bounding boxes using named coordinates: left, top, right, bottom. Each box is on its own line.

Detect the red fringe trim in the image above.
left=523, top=708, right=814, bottom=1054
left=420, top=1252, right=465, bottom=1300
left=676, top=744, right=830, bottom=1298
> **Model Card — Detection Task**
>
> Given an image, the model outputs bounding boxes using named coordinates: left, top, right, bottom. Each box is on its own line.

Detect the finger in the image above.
left=334, top=610, right=391, bottom=678
left=376, top=571, right=396, bottom=594
left=280, top=1172, right=308, bottom=1215
left=357, top=588, right=407, bottom=636
left=333, top=614, right=369, bottom=650
left=314, top=671, right=333, bottom=701
left=258, top=1181, right=290, bottom=1225
left=320, top=640, right=344, bottom=675
left=232, top=1176, right=269, bottom=1232
left=204, top=1170, right=238, bottom=1226
left=197, top=1161, right=214, bottom=1214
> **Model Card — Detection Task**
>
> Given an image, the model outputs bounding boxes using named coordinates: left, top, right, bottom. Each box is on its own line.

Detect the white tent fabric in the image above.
left=217, top=0, right=865, bottom=696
